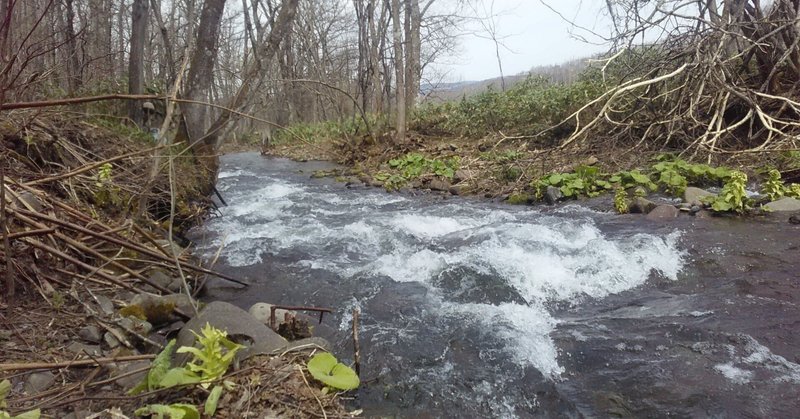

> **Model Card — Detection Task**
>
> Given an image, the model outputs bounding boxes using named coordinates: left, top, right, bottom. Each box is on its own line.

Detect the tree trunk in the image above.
left=128, top=0, right=148, bottom=126
left=177, top=0, right=227, bottom=194
left=403, top=0, right=420, bottom=113
left=391, top=0, right=405, bottom=143
left=203, top=0, right=299, bottom=149
left=64, top=0, right=82, bottom=94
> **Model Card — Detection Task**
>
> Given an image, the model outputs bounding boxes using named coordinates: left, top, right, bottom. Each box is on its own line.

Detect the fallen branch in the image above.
left=0, top=354, right=155, bottom=372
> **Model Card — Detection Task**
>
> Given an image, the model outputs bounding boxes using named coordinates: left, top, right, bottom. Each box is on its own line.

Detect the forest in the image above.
left=1, top=0, right=800, bottom=417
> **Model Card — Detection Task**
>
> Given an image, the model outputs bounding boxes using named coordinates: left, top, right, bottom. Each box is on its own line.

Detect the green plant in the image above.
left=762, top=169, right=784, bottom=201
left=134, top=403, right=199, bottom=419
left=786, top=183, right=800, bottom=198
left=374, top=172, right=407, bottom=191
left=609, top=170, right=657, bottom=191
left=1, top=380, right=40, bottom=419
left=306, top=353, right=360, bottom=391
left=388, top=153, right=459, bottom=180
left=614, top=188, right=629, bottom=214
left=533, top=165, right=612, bottom=199
left=650, top=157, right=731, bottom=195
left=709, top=171, right=750, bottom=213
left=131, top=324, right=243, bottom=416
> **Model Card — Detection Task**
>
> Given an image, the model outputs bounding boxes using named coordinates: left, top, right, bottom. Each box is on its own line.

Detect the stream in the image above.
left=190, top=152, right=800, bottom=418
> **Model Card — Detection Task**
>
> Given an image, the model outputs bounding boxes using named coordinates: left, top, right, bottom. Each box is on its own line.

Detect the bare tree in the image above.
left=128, top=0, right=149, bottom=126
left=548, top=0, right=800, bottom=157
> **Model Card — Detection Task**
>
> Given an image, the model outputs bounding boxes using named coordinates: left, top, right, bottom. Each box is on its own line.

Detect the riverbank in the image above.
left=249, top=127, right=800, bottom=222
left=1, top=115, right=352, bottom=417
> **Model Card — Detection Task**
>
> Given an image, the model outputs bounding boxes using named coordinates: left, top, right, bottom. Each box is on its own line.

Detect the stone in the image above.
left=428, top=179, right=451, bottom=192
left=765, top=197, right=800, bottom=212
left=113, top=360, right=153, bottom=390
left=175, top=301, right=286, bottom=365
left=646, top=205, right=680, bottom=221
left=249, top=303, right=294, bottom=328
left=449, top=185, right=462, bottom=196
left=104, top=332, right=121, bottom=349
left=119, top=316, right=153, bottom=336
left=790, top=215, right=800, bottom=224
left=95, top=295, right=115, bottom=316
left=684, top=187, right=715, bottom=206
left=11, top=191, right=44, bottom=212
left=62, top=410, right=92, bottom=419
left=24, top=371, right=55, bottom=394
left=147, top=271, right=183, bottom=293
left=544, top=186, right=562, bottom=205
left=630, top=197, right=657, bottom=214
left=78, top=325, right=102, bottom=343
left=67, top=342, right=102, bottom=356
left=453, top=169, right=470, bottom=183
left=127, top=293, right=196, bottom=325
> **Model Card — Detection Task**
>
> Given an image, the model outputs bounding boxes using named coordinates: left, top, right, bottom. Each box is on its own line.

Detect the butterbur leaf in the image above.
left=307, top=353, right=360, bottom=391
left=204, top=385, right=223, bottom=416
left=130, top=340, right=177, bottom=394
left=1, top=379, right=10, bottom=408
left=134, top=403, right=199, bottom=419
left=11, top=410, right=40, bottom=419
left=159, top=368, right=202, bottom=388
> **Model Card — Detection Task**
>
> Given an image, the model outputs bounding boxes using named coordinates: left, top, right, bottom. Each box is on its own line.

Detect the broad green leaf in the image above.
left=159, top=368, right=202, bottom=388
left=630, top=171, right=650, bottom=184
left=134, top=403, right=199, bottom=419
left=0, top=379, right=10, bottom=408
left=204, top=385, right=223, bottom=416
left=307, top=353, right=360, bottom=391
left=130, top=340, right=177, bottom=395
left=11, top=410, right=40, bottom=419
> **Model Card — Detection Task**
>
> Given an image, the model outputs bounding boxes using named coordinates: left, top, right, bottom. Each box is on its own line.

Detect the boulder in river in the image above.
left=789, top=215, right=800, bottom=224
left=175, top=301, right=286, bottom=365
left=646, top=205, right=679, bottom=221
left=249, top=302, right=294, bottom=328
left=428, top=178, right=451, bottom=192
left=684, top=187, right=715, bottom=206
left=544, top=186, right=562, bottom=205
left=630, top=197, right=657, bottom=214
left=765, top=197, right=800, bottom=212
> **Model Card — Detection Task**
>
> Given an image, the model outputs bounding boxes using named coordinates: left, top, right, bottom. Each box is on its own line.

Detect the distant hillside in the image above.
left=422, top=56, right=594, bottom=102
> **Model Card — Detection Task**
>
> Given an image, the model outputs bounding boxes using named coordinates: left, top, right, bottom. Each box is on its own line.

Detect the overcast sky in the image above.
left=435, top=0, right=613, bottom=82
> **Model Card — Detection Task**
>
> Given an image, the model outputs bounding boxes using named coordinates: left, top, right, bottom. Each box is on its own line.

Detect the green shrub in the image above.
left=412, top=73, right=605, bottom=138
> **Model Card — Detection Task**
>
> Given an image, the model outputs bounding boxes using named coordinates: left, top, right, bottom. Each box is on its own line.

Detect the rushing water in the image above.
left=191, top=153, right=800, bottom=418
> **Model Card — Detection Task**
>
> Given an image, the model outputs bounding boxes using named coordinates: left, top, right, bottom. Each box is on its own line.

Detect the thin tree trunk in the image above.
left=391, top=0, right=405, bottom=143
left=128, top=0, right=148, bottom=126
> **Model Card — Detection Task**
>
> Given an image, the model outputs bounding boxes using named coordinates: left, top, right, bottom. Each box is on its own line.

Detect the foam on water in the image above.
left=197, top=163, right=686, bottom=379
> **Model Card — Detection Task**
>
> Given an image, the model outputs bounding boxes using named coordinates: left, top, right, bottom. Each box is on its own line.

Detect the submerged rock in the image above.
left=765, top=197, right=800, bottom=212
left=789, top=215, right=800, bottom=224
left=646, top=205, right=679, bottom=221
